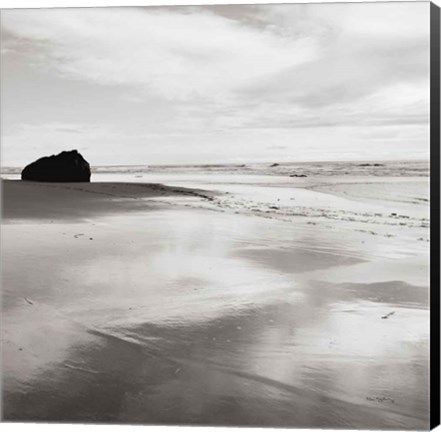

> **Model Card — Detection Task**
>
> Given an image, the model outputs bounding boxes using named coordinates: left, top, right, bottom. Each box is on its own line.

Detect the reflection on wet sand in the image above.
left=1, top=172, right=429, bottom=429
left=3, top=297, right=428, bottom=428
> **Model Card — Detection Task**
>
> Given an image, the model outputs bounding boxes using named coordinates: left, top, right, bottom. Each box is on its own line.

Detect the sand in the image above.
left=1, top=161, right=430, bottom=428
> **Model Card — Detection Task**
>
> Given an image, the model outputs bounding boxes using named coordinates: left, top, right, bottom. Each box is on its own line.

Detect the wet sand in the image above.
left=1, top=163, right=430, bottom=428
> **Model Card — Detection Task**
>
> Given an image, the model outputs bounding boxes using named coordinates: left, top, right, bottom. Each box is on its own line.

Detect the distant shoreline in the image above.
left=0, top=158, right=429, bottom=176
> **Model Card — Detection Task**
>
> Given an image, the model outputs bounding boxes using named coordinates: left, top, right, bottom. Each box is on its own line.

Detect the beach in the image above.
left=1, top=160, right=430, bottom=428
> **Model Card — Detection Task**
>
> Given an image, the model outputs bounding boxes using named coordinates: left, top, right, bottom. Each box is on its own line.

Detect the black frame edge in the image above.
left=431, top=1, right=441, bottom=430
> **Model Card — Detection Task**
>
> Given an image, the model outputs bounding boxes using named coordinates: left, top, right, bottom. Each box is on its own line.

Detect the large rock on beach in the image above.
left=21, top=150, right=91, bottom=182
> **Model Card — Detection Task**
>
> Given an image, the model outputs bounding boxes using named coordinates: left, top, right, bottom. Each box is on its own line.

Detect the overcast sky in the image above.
left=1, top=2, right=430, bottom=167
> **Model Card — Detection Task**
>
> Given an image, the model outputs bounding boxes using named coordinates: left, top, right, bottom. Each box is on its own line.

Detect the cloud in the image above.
left=1, top=7, right=318, bottom=101
left=1, top=3, right=430, bottom=165
left=229, top=3, right=429, bottom=130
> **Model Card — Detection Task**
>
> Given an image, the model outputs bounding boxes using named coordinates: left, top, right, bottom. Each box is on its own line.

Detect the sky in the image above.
left=0, top=2, right=430, bottom=167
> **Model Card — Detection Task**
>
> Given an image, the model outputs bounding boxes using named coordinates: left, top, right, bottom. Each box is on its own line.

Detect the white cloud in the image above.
left=1, top=7, right=318, bottom=100
left=1, top=3, right=430, bottom=165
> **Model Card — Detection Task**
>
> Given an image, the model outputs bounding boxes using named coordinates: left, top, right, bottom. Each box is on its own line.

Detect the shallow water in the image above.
left=2, top=200, right=429, bottom=428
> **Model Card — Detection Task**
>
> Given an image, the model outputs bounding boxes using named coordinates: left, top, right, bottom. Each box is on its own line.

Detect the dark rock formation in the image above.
left=21, top=150, right=91, bottom=182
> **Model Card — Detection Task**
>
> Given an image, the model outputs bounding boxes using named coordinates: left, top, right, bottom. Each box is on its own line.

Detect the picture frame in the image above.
left=1, top=1, right=440, bottom=430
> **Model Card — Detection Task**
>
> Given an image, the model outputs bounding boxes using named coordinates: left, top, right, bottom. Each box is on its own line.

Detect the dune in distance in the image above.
left=1, top=159, right=429, bottom=428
